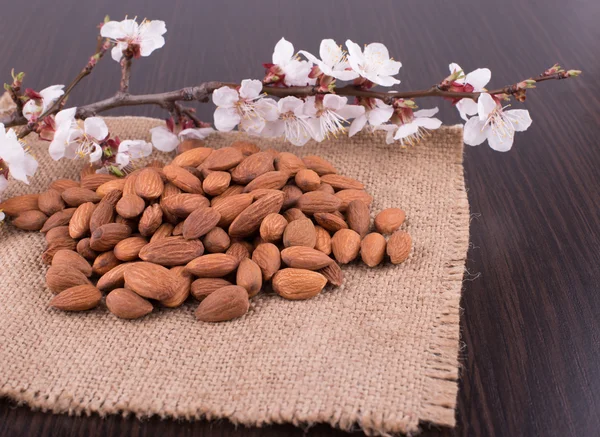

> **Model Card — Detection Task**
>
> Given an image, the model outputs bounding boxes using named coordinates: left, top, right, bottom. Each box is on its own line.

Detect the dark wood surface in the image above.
left=2, top=0, right=599, bottom=436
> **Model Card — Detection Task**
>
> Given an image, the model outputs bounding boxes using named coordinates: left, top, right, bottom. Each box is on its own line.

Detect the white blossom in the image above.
left=114, top=140, right=153, bottom=169
left=0, top=123, right=38, bottom=184
left=376, top=107, right=442, bottom=145
left=348, top=99, right=394, bottom=137
left=101, top=18, right=166, bottom=62
left=213, top=80, right=278, bottom=134
left=271, top=38, right=315, bottom=86
left=22, top=85, right=64, bottom=121
left=304, top=95, right=364, bottom=141
left=48, top=108, right=108, bottom=162
left=449, top=63, right=491, bottom=121
left=261, top=96, right=313, bottom=146
left=299, top=39, right=359, bottom=81
left=463, top=93, right=532, bottom=152
left=150, top=125, right=214, bottom=152
left=345, top=40, right=402, bottom=86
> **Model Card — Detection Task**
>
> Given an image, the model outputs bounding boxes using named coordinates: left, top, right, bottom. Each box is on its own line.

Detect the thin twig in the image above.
left=120, top=56, right=132, bottom=93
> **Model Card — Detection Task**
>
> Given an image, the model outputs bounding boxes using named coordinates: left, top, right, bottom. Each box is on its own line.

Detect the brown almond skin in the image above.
left=236, top=258, right=263, bottom=297
left=49, top=284, right=102, bottom=311
left=92, top=251, right=121, bottom=276
left=202, top=227, right=231, bottom=253
left=97, top=262, right=136, bottom=292
left=283, top=218, right=316, bottom=248
left=314, top=226, right=332, bottom=255
left=191, top=278, right=233, bottom=301
left=45, top=226, right=73, bottom=245
left=203, top=171, right=231, bottom=196
left=123, top=172, right=139, bottom=195
left=81, top=174, right=116, bottom=191
left=320, top=174, right=365, bottom=190
left=116, top=194, right=146, bottom=218
left=212, top=193, right=254, bottom=227
left=226, top=242, right=251, bottom=264
left=172, top=221, right=184, bottom=236
left=162, top=266, right=194, bottom=307
left=185, top=254, right=239, bottom=278
left=318, top=262, right=344, bottom=287
left=274, top=152, right=306, bottom=176
left=251, top=243, right=281, bottom=281
left=161, top=193, right=210, bottom=218
left=182, top=206, right=221, bottom=240
left=139, top=237, right=205, bottom=266
left=228, top=191, right=285, bottom=238
left=302, top=155, right=337, bottom=175
left=123, top=262, right=177, bottom=301
left=230, top=151, right=274, bottom=184
left=272, top=268, right=327, bottom=300
left=316, top=183, right=335, bottom=195
left=89, top=223, right=132, bottom=251
left=335, top=189, right=373, bottom=212
left=96, top=179, right=127, bottom=198
left=242, top=171, right=289, bottom=193
left=38, top=189, right=65, bottom=216
left=172, top=147, right=213, bottom=167
left=138, top=204, right=163, bottom=237
left=0, top=194, right=40, bottom=217
left=231, top=140, right=261, bottom=156
left=195, top=285, right=249, bottom=322
left=211, top=185, right=245, bottom=206
left=52, top=250, right=93, bottom=277
left=45, top=265, right=91, bottom=294
left=387, top=231, right=412, bottom=264
left=346, top=200, right=371, bottom=238
left=12, top=210, right=48, bottom=231
left=50, top=179, right=79, bottom=193
left=69, top=202, right=96, bottom=239
left=106, top=288, right=153, bottom=319
left=201, top=147, right=244, bottom=171
left=282, top=208, right=306, bottom=222
left=360, top=232, right=387, bottom=267
left=40, top=208, right=76, bottom=233
left=150, top=223, right=174, bottom=242
left=61, top=187, right=101, bottom=206
left=89, top=199, right=116, bottom=234
left=259, top=213, right=288, bottom=243
left=281, top=184, right=303, bottom=209
left=114, top=236, right=148, bottom=261
left=296, top=191, right=342, bottom=214
left=76, top=238, right=99, bottom=261
left=42, top=239, right=78, bottom=265
left=295, top=169, right=321, bottom=192
left=134, top=168, right=164, bottom=200
left=374, top=208, right=406, bottom=234
left=162, top=164, right=204, bottom=194
left=280, top=246, right=334, bottom=270
left=313, top=212, right=348, bottom=233
left=331, top=229, right=361, bottom=264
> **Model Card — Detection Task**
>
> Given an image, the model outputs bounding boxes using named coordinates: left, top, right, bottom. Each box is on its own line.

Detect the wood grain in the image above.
left=1, top=0, right=599, bottom=436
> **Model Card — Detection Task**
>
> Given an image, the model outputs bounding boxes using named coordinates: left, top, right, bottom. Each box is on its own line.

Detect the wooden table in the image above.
left=1, top=0, right=598, bottom=435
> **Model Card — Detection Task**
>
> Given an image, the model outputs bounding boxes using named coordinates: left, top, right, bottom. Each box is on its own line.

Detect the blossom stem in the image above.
left=120, top=56, right=132, bottom=93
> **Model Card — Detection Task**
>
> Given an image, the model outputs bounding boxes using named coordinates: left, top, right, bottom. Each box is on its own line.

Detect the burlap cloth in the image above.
left=0, top=117, right=469, bottom=436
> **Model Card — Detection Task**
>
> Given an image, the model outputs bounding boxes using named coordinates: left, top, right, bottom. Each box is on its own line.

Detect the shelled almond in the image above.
left=0, top=140, right=412, bottom=323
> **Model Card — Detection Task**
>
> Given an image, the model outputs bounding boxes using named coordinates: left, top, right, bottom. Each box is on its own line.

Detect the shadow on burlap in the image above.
left=0, top=117, right=469, bottom=436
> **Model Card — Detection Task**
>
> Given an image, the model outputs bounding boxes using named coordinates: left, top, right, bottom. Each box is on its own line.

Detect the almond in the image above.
left=203, top=171, right=231, bottom=196
left=134, top=168, right=164, bottom=200
left=195, top=285, right=249, bottom=322
left=0, top=194, right=39, bottom=217
left=40, top=208, right=76, bottom=233
left=281, top=246, right=334, bottom=270
left=52, top=250, right=93, bottom=277
left=139, top=237, right=204, bottom=266
left=92, top=251, right=121, bottom=276
left=282, top=208, right=306, bottom=222
left=313, top=212, right=348, bottom=233
left=61, top=187, right=101, bottom=206
left=116, top=194, right=145, bottom=218
left=68, top=202, right=95, bottom=238
left=42, top=239, right=78, bottom=265
left=122, top=171, right=139, bottom=195
left=49, top=179, right=79, bottom=193
left=150, top=223, right=174, bottom=242
left=81, top=174, right=116, bottom=191
left=296, top=191, right=342, bottom=214
left=123, top=262, right=177, bottom=301
left=251, top=243, right=281, bottom=280
left=115, top=215, right=138, bottom=231
left=387, top=231, right=412, bottom=264
left=162, top=266, right=193, bottom=307
left=229, top=191, right=285, bottom=238
left=185, top=253, right=239, bottom=277
left=96, top=178, right=127, bottom=197
left=318, top=262, right=344, bottom=287
left=49, top=284, right=102, bottom=311
left=226, top=241, right=252, bottom=263
left=283, top=218, right=316, bottom=248
left=90, top=223, right=132, bottom=251
left=316, top=183, right=335, bottom=195
left=346, top=200, right=370, bottom=237
left=314, top=225, right=332, bottom=255
left=114, top=236, right=148, bottom=261
left=12, top=210, right=47, bottom=231
left=202, top=227, right=231, bottom=253
left=250, top=188, right=283, bottom=201
left=263, top=148, right=280, bottom=159
left=201, top=146, right=244, bottom=171
left=45, top=226, right=73, bottom=245
left=230, top=151, right=274, bottom=184
left=274, top=152, right=306, bottom=176
left=374, top=208, right=406, bottom=234
left=46, top=265, right=91, bottom=294
left=191, top=278, right=233, bottom=301
left=76, top=238, right=98, bottom=261
left=272, top=268, right=327, bottom=300
left=106, top=288, right=153, bottom=319
left=236, top=258, right=262, bottom=297
left=335, top=189, right=373, bottom=211
left=172, top=221, right=184, bottom=236
left=331, top=229, right=361, bottom=264
left=181, top=206, right=220, bottom=240
left=302, top=155, right=337, bottom=175
left=97, top=262, right=137, bottom=291
left=89, top=194, right=119, bottom=233
left=138, top=204, right=163, bottom=237
left=161, top=182, right=182, bottom=199
left=161, top=193, right=209, bottom=218
left=172, top=147, right=213, bottom=167
left=163, top=164, right=204, bottom=194
left=231, top=140, right=260, bottom=156
left=38, top=189, right=65, bottom=216
left=294, top=169, right=321, bottom=192
left=360, top=232, right=387, bottom=267
left=79, top=164, right=96, bottom=178
left=242, top=171, right=288, bottom=193
left=211, top=193, right=253, bottom=227
left=259, top=213, right=288, bottom=243
left=282, top=184, right=303, bottom=209
left=210, top=185, right=245, bottom=206
left=320, top=174, right=364, bottom=190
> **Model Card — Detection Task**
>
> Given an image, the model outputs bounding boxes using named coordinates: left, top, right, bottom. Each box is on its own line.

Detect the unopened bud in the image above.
left=567, top=69, right=582, bottom=77
left=524, top=79, right=537, bottom=88
left=403, top=99, right=417, bottom=109
left=3, top=83, right=10, bottom=92
left=104, top=15, right=110, bottom=23
left=108, top=165, right=124, bottom=177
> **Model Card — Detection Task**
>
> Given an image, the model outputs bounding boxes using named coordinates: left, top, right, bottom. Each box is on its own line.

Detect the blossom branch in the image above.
left=120, top=56, right=132, bottom=93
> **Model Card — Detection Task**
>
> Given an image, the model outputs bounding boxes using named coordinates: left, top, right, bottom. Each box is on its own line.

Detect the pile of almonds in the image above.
left=0, top=140, right=412, bottom=322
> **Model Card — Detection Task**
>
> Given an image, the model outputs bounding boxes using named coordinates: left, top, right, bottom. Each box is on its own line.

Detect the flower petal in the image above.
left=323, top=94, right=348, bottom=111
left=336, top=104, right=365, bottom=120
left=100, top=21, right=128, bottom=39
left=505, top=109, right=532, bottom=132
left=348, top=114, right=368, bottom=137
left=394, top=122, right=420, bottom=140
left=214, top=107, right=241, bottom=132
left=332, top=69, right=359, bottom=81
left=55, top=107, right=76, bottom=127
left=367, top=105, right=393, bottom=126
left=463, top=117, right=488, bottom=146
left=278, top=96, right=304, bottom=114
left=48, top=129, right=68, bottom=160
left=364, top=43, right=390, bottom=61
left=84, top=117, right=108, bottom=141
left=369, top=74, right=400, bottom=87
left=414, top=117, right=442, bottom=130
left=456, top=98, right=478, bottom=120
left=239, top=79, right=263, bottom=100
left=477, top=93, right=496, bottom=120
left=212, top=86, right=239, bottom=107
left=273, top=37, right=294, bottom=65
left=111, top=45, right=124, bottom=62
left=319, top=39, right=342, bottom=67
left=150, top=126, right=180, bottom=152
left=345, top=40, right=364, bottom=72
left=465, top=68, right=491, bottom=90
left=256, top=98, right=279, bottom=121
left=22, top=100, right=39, bottom=121
left=89, top=144, right=103, bottom=163
left=413, top=107, right=439, bottom=118
left=260, top=120, right=285, bottom=138
left=488, top=129, right=515, bottom=152
left=39, top=85, right=65, bottom=107
left=179, top=127, right=215, bottom=140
